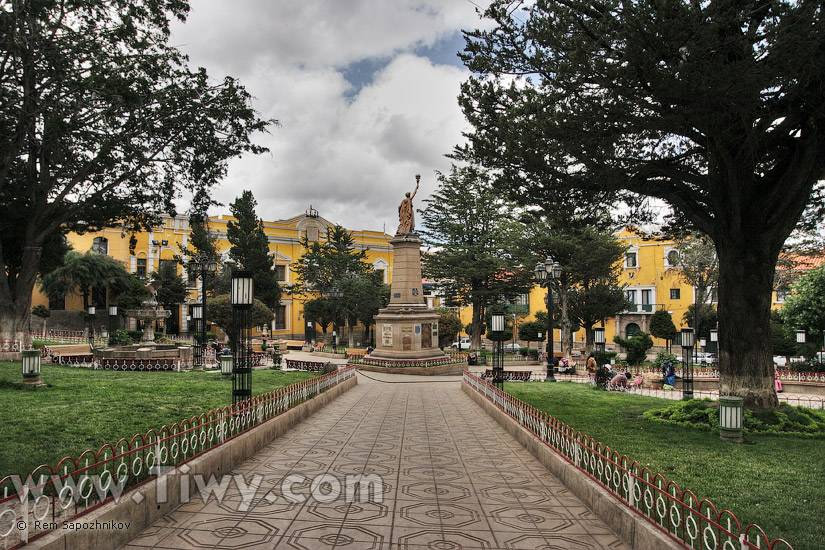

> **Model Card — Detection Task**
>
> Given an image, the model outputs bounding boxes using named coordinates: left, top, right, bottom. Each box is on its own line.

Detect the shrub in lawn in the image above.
left=645, top=399, right=825, bottom=436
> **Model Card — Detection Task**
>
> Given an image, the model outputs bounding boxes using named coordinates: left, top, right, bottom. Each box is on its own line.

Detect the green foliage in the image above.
left=435, top=308, right=463, bottom=342
left=38, top=251, right=135, bottom=309
left=31, top=305, right=50, bottom=319
left=781, top=264, right=825, bottom=337
left=643, top=399, right=716, bottom=431
left=771, top=310, right=799, bottom=358
left=152, top=261, right=188, bottom=308
left=613, top=331, right=653, bottom=365
left=518, top=320, right=544, bottom=343
left=645, top=400, right=825, bottom=437
left=683, top=303, right=719, bottom=341
left=649, top=310, right=677, bottom=341
left=457, top=0, right=825, bottom=405
left=652, top=351, right=680, bottom=371
left=505, top=383, right=825, bottom=549
left=419, top=165, right=533, bottom=345
left=109, top=330, right=133, bottom=346
left=0, top=0, right=272, bottom=341
left=206, top=295, right=274, bottom=344
left=0, top=362, right=317, bottom=480
left=227, top=191, right=281, bottom=309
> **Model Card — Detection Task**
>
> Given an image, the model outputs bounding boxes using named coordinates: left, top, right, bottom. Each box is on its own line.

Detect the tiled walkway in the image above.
left=119, top=371, right=628, bottom=550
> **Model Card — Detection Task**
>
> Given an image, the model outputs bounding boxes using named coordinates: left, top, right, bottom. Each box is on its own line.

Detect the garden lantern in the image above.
left=220, top=354, right=233, bottom=376
left=796, top=330, right=806, bottom=344
left=22, top=350, right=41, bottom=385
left=718, top=395, right=744, bottom=443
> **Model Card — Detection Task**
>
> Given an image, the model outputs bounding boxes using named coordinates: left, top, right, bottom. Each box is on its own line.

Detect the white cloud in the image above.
left=170, top=0, right=491, bottom=232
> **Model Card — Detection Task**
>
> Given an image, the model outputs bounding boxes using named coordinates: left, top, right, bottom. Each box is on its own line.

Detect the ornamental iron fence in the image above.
left=0, top=366, right=356, bottom=548
left=462, top=371, right=794, bottom=550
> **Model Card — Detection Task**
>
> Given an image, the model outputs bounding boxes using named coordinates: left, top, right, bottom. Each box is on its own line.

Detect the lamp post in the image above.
left=231, top=270, right=254, bottom=406
left=188, top=255, right=218, bottom=369
left=191, top=303, right=203, bottom=371
left=680, top=328, right=695, bottom=399
left=594, top=327, right=606, bottom=362
left=87, top=306, right=96, bottom=349
left=108, top=305, right=118, bottom=343
left=491, top=312, right=505, bottom=390
left=535, top=257, right=561, bottom=382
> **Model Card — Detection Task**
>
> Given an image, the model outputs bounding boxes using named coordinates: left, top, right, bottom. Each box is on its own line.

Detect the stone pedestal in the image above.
left=369, top=234, right=447, bottom=363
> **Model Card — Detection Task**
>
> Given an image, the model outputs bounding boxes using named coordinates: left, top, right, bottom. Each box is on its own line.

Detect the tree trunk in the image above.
left=716, top=240, right=779, bottom=409
left=0, top=245, right=42, bottom=348
left=470, top=300, right=484, bottom=350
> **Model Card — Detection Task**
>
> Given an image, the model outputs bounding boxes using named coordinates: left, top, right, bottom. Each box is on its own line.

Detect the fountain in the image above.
left=94, top=280, right=192, bottom=370
left=126, top=280, right=172, bottom=344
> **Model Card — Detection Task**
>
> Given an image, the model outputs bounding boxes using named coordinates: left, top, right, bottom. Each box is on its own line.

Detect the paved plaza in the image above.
left=118, top=370, right=628, bottom=550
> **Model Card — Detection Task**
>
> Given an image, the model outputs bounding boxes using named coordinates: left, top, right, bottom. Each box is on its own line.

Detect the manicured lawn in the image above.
left=0, top=362, right=319, bottom=480
left=504, top=382, right=825, bottom=550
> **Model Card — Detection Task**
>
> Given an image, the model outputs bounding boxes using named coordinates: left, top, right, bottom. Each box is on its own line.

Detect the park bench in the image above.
left=284, top=340, right=304, bottom=350
left=43, top=344, right=94, bottom=365
left=284, top=358, right=333, bottom=372
left=346, top=348, right=366, bottom=359
left=481, top=369, right=533, bottom=382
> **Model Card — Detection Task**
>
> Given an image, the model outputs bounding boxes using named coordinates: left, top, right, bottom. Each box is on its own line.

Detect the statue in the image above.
left=397, top=174, right=420, bottom=235
left=143, top=279, right=163, bottom=304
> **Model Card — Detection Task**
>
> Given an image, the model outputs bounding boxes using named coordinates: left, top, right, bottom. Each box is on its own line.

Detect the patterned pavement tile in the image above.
left=118, top=372, right=630, bottom=550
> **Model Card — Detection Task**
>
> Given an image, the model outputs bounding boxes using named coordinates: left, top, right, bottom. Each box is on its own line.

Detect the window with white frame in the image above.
left=625, top=248, right=638, bottom=268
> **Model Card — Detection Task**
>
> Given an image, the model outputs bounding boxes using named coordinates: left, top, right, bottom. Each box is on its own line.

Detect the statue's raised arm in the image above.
left=397, top=174, right=420, bottom=235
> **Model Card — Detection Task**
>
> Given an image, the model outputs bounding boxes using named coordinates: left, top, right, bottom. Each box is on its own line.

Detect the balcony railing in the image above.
left=623, top=303, right=664, bottom=314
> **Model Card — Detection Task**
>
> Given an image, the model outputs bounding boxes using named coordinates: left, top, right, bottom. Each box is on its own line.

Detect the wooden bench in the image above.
left=44, top=344, right=94, bottom=365
left=284, top=340, right=305, bottom=350
left=481, top=369, right=533, bottom=382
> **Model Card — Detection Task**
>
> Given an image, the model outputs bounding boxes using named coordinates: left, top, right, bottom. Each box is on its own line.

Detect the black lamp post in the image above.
left=189, top=255, right=218, bottom=368
left=680, top=327, right=695, bottom=399
left=109, top=304, right=118, bottom=332
left=535, top=256, right=561, bottom=382
left=191, top=303, right=203, bottom=370
left=594, top=327, right=606, bottom=363
left=329, top=285, right=343, bottom=351
left=491, top=312, right=505, bottom=389
left=231, top=270, right=254, bottom=406
left=87, top=306, right=96, bottom=349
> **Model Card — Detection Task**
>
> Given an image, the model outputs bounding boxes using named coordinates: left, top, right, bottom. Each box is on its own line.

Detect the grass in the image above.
left=504, top=381, right=825, bottom=550
left=0, top=362, right=319, bottom=480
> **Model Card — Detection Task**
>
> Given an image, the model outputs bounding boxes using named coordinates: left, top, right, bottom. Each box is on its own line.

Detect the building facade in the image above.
left=32, top=207, right=394, bottom=343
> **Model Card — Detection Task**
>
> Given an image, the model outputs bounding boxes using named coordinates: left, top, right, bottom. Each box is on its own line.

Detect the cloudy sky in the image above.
left=169, top=0, right=495, bottom=234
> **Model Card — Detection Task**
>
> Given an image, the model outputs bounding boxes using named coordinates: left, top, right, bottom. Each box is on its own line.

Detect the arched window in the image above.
left=92, top=237, right=108, bottom=255
left=626, top=323, right=641, bottom=337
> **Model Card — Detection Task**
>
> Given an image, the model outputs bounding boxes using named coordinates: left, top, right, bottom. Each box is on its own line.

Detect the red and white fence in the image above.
left=0, top=367, right=355, bottom=548
left=463, top=371, right=794, bottom=550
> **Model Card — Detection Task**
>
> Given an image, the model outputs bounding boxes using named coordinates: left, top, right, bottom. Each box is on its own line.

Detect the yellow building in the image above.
left=448, top=227, right=711, bottom=355
left=33, top=207, right=394, bottom=342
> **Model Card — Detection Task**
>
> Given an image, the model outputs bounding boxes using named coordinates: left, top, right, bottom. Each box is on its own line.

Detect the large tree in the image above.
left=516, top=222, right=628, bottom=356
left=457, top=0, right=825, bottom=408
left=419, top=165, right=533, bottom=350
left=226, top=191, right=281, bottom=310
left=38, top=251, right=134, bottom=310
left=0, top=0, right=271, bottom=345
left=290, top=225, right=382, bottom=343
